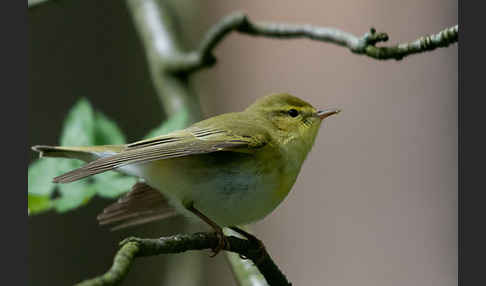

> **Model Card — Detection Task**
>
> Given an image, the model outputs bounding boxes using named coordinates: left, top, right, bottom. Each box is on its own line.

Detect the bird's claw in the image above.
left=209, top=231, right=229, bottom=257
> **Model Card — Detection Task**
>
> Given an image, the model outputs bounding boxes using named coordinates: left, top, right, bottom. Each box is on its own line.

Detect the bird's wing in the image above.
left=52, top=125, right=269, bottom=183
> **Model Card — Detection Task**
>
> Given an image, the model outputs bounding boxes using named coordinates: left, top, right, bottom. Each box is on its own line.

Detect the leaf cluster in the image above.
left=28, top=99, right=188, bottom=215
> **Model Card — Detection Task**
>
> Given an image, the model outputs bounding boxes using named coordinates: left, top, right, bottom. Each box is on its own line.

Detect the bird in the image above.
left=31, top=93, right=340, bottom=255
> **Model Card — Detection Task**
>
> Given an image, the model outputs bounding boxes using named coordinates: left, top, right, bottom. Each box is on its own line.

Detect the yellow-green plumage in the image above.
left=32, top=93, right=340, bottom=229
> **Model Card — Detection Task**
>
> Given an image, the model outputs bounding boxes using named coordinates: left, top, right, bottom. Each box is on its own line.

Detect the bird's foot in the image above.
left=185, top=203, right=229, bottom=257
left=210, top=230, right=229, bottom=257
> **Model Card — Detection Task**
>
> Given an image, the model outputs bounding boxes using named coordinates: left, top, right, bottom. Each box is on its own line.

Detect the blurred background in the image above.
left=28, top=0, right=457, bottom=285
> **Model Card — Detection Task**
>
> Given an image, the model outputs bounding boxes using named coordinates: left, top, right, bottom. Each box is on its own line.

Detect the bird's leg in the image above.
left=229, top=226, right=267, bottom=265
left=187, top=204, right=228, bottom=257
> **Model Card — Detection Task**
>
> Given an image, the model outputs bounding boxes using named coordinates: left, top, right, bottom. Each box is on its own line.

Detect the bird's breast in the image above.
left=134, top=150, right=299, bottom=226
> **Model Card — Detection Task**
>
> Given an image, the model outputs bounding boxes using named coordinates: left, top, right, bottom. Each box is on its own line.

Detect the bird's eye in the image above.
left=287, top=109, right=299, bottom=117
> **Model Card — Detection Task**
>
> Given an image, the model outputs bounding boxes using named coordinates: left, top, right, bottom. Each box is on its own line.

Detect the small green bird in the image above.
left=32, top=93, right=340, bottom=254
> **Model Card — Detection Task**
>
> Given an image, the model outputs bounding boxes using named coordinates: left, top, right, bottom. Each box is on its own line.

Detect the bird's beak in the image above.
left=316, top=108, right=341, bottom=120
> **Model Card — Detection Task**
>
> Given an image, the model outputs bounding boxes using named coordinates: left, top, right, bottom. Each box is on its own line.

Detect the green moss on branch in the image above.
left=75, top=232, right=290, bottom=286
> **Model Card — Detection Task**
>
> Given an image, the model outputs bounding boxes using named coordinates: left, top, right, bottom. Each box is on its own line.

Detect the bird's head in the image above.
left=246, top=93, right=340, bottom=161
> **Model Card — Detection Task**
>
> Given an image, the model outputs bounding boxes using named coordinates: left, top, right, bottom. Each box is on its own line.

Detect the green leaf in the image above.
left=28, top=158, right=59, bottom=196
left=93, top=171, right=136, bottom=198
left=54, top=100, right=128, bottom=210
left=29, top=97, right=134, bottom=215
left=144, top=109, right=189, bottom=139
left=53, top=183, right=97, bottom=213
left=60, top=98, right=95, bottom=147
left=94, top=111, right=126, bottom=145
left=28, top=194, right=53, bottom=215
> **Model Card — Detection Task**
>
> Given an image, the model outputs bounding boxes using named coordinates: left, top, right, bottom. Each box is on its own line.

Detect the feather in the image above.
left=31, top=145, right=122, bottom=162
left=97, top=182, right=178, bottom=230
left=52, top=127, right=267, bottom=183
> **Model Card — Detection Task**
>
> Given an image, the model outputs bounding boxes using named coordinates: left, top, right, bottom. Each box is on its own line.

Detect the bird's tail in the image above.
left=31, top=145, right=125, bottom=162
left=97, top=182, right=178, bottom=230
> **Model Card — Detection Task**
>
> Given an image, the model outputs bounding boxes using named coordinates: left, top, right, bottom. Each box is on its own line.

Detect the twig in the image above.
left=75, top=242, right=139, bottom=286
left=224, top=227, right=268, bottom=286
left=163, top=12, right=458, bottom=74
left=74, top=232, right=290, bottom=286
left=28, top=0, right=50, bottom=8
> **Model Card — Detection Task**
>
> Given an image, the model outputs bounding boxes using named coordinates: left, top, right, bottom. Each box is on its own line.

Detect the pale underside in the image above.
left=119, top=149, right=297, bottom=227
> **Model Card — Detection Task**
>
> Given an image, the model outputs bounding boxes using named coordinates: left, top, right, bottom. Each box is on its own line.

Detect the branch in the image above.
left=125, top=0, right=202, bottom=122
left=224, top=228, right=268, bottom=286
left=124, top=1, right=207, bottom=285
left=74, top=232, right=290, bottom=286
left=28, top=0, right=50, bottom=8
left=163, top=12, right=458, bottom=74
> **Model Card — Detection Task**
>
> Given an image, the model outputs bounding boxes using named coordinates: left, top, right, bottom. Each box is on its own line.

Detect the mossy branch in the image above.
left=163, top=12, right=458, bottom=74
left=74, top=242, right=139, bottom=286
left=74, top=232, right=290, bottom=286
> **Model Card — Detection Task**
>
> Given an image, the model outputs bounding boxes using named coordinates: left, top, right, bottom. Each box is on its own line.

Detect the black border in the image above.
left=459, top=1, right=485, bottom=285
left=7, top=1, right=28, bottom=286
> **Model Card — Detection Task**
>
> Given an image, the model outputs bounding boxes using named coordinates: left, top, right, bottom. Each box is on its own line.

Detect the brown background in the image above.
left=29, top=0, right=457, bottom=285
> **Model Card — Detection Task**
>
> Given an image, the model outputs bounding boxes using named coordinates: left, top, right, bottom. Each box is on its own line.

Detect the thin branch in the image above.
left=74, top=242, right=139, bottom=286
left=74, top=232, right=290, bottom=286
left=163, top=12, right=458, bottom=74
left=224, top=228, right=268, bottom=286
left=28, top=0, right=50, bottom=8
